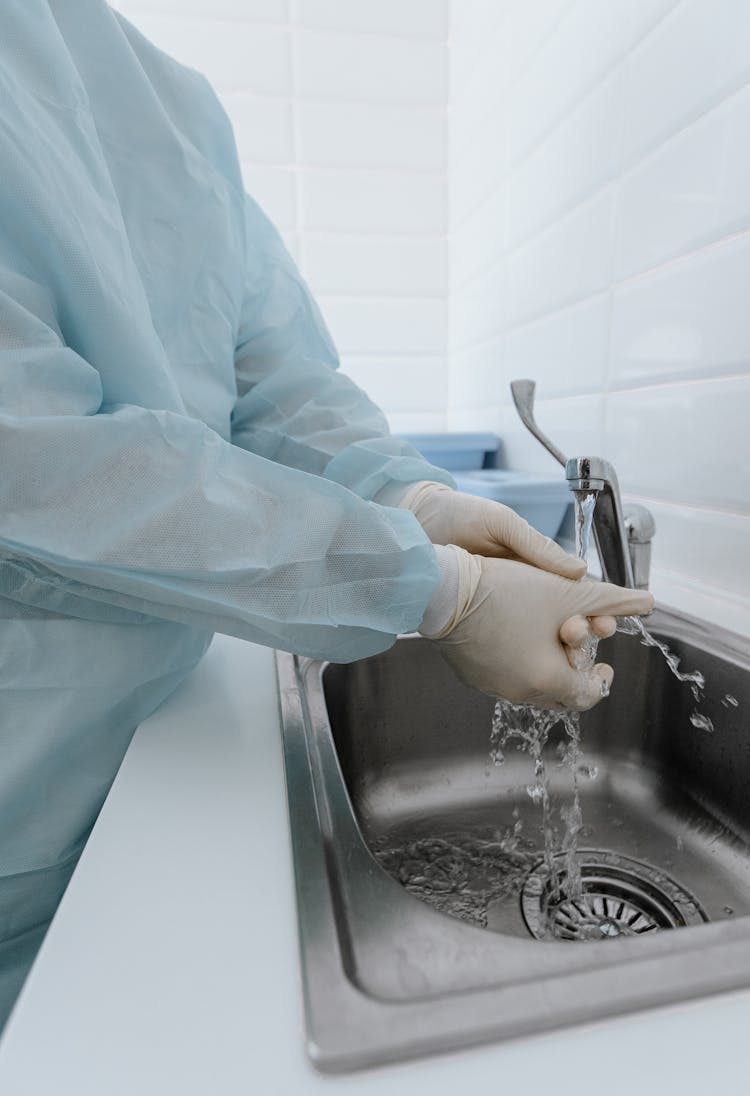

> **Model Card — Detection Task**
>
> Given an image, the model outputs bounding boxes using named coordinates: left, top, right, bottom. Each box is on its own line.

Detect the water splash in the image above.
left=491, top=698, right=588, bottom=901
left=558, top=713, right=583, bottom=899
left=689, top=711, right=715, bottom=733
left=491, top=701, right=559, bottom=888
left=617, top=614, right=705, bottom=697
left=616, top=613, right=721, bottom=733
left=374, top=829, right=539, bottom=928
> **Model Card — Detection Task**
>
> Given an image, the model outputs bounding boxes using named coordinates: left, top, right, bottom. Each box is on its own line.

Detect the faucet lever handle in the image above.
left=510, top=379, right=568, bottom=468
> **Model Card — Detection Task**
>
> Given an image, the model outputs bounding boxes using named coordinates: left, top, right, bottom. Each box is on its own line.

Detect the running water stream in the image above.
left=490, top=491, right=598, bottom=903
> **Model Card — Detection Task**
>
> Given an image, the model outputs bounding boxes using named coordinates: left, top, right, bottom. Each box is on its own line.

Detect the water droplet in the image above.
left=616, top=615, right=642, bottom=635
left=724, top=906, right=734, bottom=916
left=578, top=764, right=599, bottom=780
left=722, top=694, right=739, bottom=709
left=599, top=919, right=621, bottom=938
left=690, top=711, right=714, bottom=733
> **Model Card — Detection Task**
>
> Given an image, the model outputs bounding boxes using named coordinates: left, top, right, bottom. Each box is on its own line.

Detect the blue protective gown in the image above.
left=0, top=1, right=452, bottom=1025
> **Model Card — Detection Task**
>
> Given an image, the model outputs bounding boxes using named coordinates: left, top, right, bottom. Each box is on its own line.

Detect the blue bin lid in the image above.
left=400, top=432, right=499, bottom=455
left=453, top=469, right=569, bottom=501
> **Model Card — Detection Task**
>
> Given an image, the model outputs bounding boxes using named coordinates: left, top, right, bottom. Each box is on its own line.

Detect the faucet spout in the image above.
left=565, top=457, right=635, bottom=589
left=508, top=379, right=655, bottom=591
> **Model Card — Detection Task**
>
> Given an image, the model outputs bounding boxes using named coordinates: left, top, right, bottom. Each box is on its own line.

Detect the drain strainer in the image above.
left=521, top=849, right=708, bottom=941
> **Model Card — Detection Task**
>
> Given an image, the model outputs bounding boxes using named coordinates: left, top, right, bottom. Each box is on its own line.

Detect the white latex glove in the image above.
left=428, top=548, right=654, bottom=711
left=400, top=481, right=585, bottom=580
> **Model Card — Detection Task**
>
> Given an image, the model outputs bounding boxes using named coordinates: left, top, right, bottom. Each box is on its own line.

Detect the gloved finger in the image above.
left=551, top=662, right=614, bottom=712
left=591, top=662, right=615, bottom=702
left=590, top=614, right=616, bottom=639
left=574, top=580, right=654, bottom=619
left=559, top=614, right=617, bottom=648
left=559, top=614, right=591, bottom=648
left=562, top=641, right=592, bottom=671
left=560, top=615, right=597, bottom=672
left=487, top=511, right=586, bottom=580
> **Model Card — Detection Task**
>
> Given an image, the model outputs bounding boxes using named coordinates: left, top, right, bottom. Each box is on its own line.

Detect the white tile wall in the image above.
left=299, top=169, right=446, bottom=234
left=611, top=235, right=750, bottom=387
left=506, top=0, right=573, bottom=83
left=451, top=186, right=507, bottom=290
left=114, top=0, right=449, bottom=429
left=507, top=0, right=632, bottom=165
left=123, top=13, right=291, bottom=94
left=450, top=0, right=750, bottom=626
left=504, top=294, right=610, bottom=397
left=620, top=0, right=750, bottom=165
left=301, top=234, right=447, bottom=295
left=112, top=0, right=750, bottom=627
left=296, top=101, right=444, bottom=170
left=617, top=85, right=750, bottom=279
left=220, top=95, right=293, bottom=163
left=508, top=186, right=617, bottom=325
left=624, top=496, right=750, bottom=601
left=508, top=71, right=623, bottom=248
left=318, top=296, right=446, bottom=356
left=450, top=0, right=510, bottom=100
left=294, top=30, right=446, bottom=106
left=343, top=356, right=448, bottom=413
left=448, top=337, right=505, bottom=414
left=293, top=0, right=449, bottom=39
left=122, top=0, right=287, bottom=17
left=451, top=260, right=507, bottom=352
left=606, top=376, right=750, bottom=513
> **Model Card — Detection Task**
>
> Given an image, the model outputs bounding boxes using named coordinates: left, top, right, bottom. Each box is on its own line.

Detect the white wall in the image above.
left=450, top=0, right=750, bottom=630
left=111, top=0, right=749, bottom=627
left=113, top=0, right=450, bottom=434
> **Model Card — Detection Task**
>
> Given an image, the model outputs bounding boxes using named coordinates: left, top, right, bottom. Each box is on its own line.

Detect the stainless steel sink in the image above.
left=275, top=607, right=750, bottom=1073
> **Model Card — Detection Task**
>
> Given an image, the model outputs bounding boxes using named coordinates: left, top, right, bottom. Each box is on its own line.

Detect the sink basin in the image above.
left=275, top=607, right=750, bottom=1072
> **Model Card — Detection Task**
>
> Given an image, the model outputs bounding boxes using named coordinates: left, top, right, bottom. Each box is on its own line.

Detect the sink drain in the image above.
left=521, top=850, right=707, bottom=941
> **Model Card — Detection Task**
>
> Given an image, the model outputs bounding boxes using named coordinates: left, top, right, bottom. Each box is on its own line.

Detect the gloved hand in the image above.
left=400, top=481, right=585, bottom=580
left=427, top=548, right=654, bottom=710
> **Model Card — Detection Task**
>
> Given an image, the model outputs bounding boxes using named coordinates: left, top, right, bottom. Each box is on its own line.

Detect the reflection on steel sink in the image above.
left=275, top=607, right=750, bottom=1073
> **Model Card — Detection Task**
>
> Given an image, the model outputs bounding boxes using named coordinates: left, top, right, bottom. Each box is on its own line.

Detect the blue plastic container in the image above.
left=399, top=432, right=569, bottom=538
left=453, top=470, right=571, bottom=539
left=399, top=432, right=499, bottom=471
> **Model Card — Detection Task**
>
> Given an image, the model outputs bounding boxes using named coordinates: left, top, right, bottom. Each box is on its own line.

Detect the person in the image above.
left=0, top=2, right=652, bottom=1030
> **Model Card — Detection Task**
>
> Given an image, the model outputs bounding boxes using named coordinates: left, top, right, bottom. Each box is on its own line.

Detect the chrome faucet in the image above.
left=509, top=379, right=655, bottom=590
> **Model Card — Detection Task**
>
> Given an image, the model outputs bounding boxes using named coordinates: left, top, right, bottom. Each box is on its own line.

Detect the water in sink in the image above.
left=374, top=825, right=539, bottom=930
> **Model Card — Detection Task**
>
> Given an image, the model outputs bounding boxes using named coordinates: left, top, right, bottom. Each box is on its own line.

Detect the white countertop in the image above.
left=0, top=632, right=748, bottom=1095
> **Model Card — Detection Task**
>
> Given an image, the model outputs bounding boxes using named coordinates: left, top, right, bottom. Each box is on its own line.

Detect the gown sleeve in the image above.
left=230, top=193, right=455, bottom=502
left=0, top=266, right=440, bottom=663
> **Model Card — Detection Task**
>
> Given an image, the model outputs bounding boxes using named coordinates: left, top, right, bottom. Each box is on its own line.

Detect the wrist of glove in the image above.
left=421, top=545, right=654, bottom=712
left=401, top=481, right=586, bottom=580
